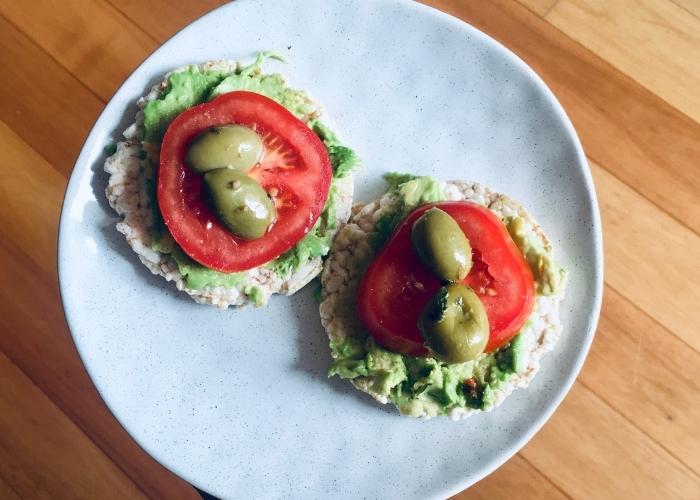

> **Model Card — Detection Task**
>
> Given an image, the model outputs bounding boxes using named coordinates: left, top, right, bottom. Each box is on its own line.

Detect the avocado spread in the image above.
left=328, top=174, right=566, bottom=416
left=140, top=53, right=358, bottom=294
left=506, top=217, right=567, bottom=295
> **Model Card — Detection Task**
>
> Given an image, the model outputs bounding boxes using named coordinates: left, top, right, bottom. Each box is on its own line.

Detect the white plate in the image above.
left=58, top=0, right=603, bottom=498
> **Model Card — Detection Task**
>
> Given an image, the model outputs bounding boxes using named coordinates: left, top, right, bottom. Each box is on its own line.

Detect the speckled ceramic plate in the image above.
left=58, top=1, right=603, bottom=498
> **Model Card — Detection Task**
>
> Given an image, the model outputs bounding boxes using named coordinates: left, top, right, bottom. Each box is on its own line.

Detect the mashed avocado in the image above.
left=171, top=248, right=246, bottom=289
left=143, top=68, right=227, bottom=142
left=328, top=174, right=563, bottom=416
left=506, top=217, right=567, bottom=295
left=140, top=53, right=358, bottom=294
left=372, top=173, right=444, bottom=248
left=329, top=332, right=527, bottom=416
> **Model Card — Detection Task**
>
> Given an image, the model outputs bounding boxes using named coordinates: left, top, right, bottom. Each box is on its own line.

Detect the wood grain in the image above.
left=108, top=0, right=222, bottom=43
left=547, top=0, right=700, bottom=123
left=521, top=383, right=700, bottom=499
left=0, top=351, right=146, bottom=499
left=0, top=237, right=199, bottom=499
left=0, top=122, right=197, bottom=498
left=0, top=15, right=103, bottom=175
left=0, top=0, right=155, bottom=102
left=581, top=285, right=700, bottom=473
left=591, top=160, right=700, bottom=352
left=0, top=478, right=22, bottom=500
left=515, top=0, right=558, bottom=16
left=453, top=454, right=569, bottom=499
left=1, top=0, right=699, bottom=498
left=0, top=121, right=63, bottom=273
left=672, top=0, right=700, bottom=19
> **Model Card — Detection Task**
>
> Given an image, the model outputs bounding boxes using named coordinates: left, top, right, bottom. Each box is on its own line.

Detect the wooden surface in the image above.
left=0, top=0, right=698, bottom=498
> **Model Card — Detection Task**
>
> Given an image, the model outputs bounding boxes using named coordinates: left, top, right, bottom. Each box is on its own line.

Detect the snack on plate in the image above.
left=105, top=53, right=357, bottom=308
left=320, top=174, right=567, bottom=419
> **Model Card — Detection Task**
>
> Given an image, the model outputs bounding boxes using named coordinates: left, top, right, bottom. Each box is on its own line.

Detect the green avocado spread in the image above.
left=328, top=174, right=566, bottom=417
left=506, top=217, right=567, bottom=295
left=140, top=53, right=358, bottom=297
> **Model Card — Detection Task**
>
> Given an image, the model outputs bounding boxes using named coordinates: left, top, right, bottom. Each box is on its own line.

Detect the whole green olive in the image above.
left=186, top=125, right=264, bottom=173
left=418, top=283, right=489, bottom=363
left=411, top=207, right=472, bottom=282
left=203, top=169, right=276, bottom=240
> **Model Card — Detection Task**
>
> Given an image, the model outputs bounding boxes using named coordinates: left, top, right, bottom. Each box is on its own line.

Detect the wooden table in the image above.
left=1, top=0, right=698, bottom=498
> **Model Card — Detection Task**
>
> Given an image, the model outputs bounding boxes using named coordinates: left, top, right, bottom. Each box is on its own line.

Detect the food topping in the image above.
left=418, top=283, right=489, bottom=363
left=326, top=176, right=566, bottom=417
left=357, top=201, right=536, bottom=356
left=158, top=90, right=332, bottom=273
left=203, top=169, right=276, bottom=239
left=411, top=207, right=472, bottom=282
left=506, top=217, right=567, bottom=295
left=184, top=122, right=273, bottom=240
left=186, top=125, right=264, bottom=173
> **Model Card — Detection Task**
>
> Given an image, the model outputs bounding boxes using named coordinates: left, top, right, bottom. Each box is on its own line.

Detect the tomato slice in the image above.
left=157, top=91, right=332, bottom=273
left=357, top=202, right=535, bottom=355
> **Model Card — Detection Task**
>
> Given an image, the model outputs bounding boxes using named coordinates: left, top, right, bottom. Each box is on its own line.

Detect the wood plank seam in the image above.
left=670, top=1, right=700, bottom=20
left=576, top=377, right=700, bottom=479
left=544, top=25, right=700, bottom=232
left=604, top=280, right=700, bottom=356
left=587, top=152, right=700, bottom=238
left=0, top=237, right=178, bottom=498
left=0, top=477, right=22, bottom=500
left=0, top=11, right=106, bottom=106
left=102, top=0, right=158, bottom=45
left=0, top=315, right=185, bottom=498
left=491, top=1, right=700, bottom=236
left=516, top=452, right=575, bottom=499
left=101, top=0, right=161, bottom=46
left=0, top=105, right=74, bottom=186
left=0, top=341, right=153, bottom=499
left=521, top=383, right=700, bottom=497
left=0, top=335, right=153, bottom=499
left=509, top=0, right=700, bottom=235
left=551, top=7, right=700, bottom=237
left=543, top=0, right=700, bottom=125
left=0, top=235, right=196, bottom=498
left=103, top=0, right=182, bottom=45
left=542, top=0, right=560, bottom=16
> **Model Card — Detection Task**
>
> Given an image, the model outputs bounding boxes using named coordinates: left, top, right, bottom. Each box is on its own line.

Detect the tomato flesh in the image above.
left=157, top=91, right=332, bottom=273
left=357, top=202, right=535, bottom=355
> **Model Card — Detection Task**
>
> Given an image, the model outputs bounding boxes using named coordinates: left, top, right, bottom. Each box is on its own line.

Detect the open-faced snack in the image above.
left=320, top=174, right=567, bottom=419
left=105, top=53, right=357, bottom=307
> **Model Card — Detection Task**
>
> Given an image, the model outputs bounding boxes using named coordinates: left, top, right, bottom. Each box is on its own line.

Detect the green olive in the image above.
left=411, top=207, right=472, bottom=282
left=187, top=125, right=264, bottom=173
left=203, top=169, right=276, bottom=239
left=418, top=283, right=489, bottom=363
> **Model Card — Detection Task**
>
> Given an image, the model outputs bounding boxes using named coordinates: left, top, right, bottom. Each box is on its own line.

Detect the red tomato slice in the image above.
left=157, top=91, right=332, bottom=273
left=357, top=202, right=535, bottom=355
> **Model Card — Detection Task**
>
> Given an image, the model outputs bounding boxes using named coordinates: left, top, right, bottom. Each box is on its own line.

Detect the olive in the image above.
left=411, top=207, right=472, bottom=282
left=418, top=283, right=489, bottom=363
left=186, top=125, right=264, bottom=173
left=203, top=169, right=276, bottom=239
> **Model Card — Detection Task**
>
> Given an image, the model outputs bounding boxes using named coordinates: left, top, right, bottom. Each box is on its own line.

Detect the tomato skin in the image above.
left=157, top=91, right=332, bottom=273
left=357, top=202, right=535, bottom=355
